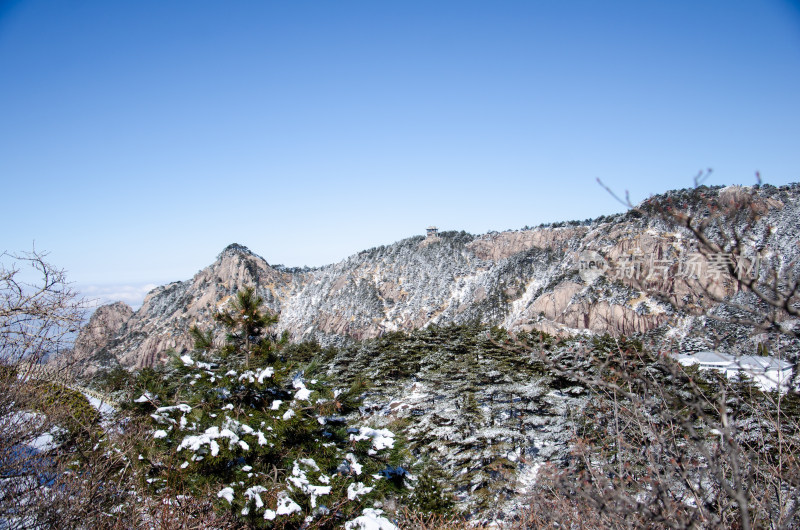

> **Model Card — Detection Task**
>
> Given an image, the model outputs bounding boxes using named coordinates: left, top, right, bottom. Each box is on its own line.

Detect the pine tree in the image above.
left=131, top=286, right=404, bottom=528
left=214, top=286, right=278, bottom=368
left=409, top=468, right=454, bottom=516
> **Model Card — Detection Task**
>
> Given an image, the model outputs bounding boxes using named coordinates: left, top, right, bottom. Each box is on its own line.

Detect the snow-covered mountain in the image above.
left=74, top=183, right=800, bottom=372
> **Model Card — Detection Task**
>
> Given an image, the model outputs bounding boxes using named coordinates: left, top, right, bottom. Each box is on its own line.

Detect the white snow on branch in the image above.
left=218, top=487, right=234, bottom=504
left=350, top=427, right=395, bottom=454
left=345, top=508, right=397, bottom=530
left=347, top=482, right=373, bottom=500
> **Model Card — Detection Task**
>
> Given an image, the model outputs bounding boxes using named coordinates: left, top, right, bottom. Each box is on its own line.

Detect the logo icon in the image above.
left=578, top=250, right=608, bottom=283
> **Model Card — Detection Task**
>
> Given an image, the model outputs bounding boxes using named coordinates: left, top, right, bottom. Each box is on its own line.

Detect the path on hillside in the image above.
left=17, top=362, right=121, bottom=410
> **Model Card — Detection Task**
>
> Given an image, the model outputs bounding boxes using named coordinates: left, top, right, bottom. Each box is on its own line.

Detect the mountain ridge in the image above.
left=73, top=183, right=800, bottom=373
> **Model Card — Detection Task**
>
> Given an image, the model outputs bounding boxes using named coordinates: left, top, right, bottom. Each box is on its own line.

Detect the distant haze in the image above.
left=79, top=283, right=160, bottom=310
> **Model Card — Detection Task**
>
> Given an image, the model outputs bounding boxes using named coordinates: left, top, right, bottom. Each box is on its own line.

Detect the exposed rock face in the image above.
left=81, top=184, right=800, bottom=369
left=103, top=244, right=307, bottom=369
left=71, top=301, right=133, bottom=376
left=466, top=226, right=588, bottom=261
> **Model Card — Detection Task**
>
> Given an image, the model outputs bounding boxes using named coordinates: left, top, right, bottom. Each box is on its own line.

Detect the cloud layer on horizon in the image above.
left=78, top=282, right=158, bottom=310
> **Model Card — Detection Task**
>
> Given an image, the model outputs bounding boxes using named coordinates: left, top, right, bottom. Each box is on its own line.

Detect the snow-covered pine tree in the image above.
left=130, top=286, right=406, bottom=528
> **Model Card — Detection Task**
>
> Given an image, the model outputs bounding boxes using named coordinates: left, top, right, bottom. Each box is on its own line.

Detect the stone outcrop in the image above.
left=71, top=301, right=134, bottom=376
left=103, top=244, right=307, bottom=369
left=466, top=226, right=588, bottom=261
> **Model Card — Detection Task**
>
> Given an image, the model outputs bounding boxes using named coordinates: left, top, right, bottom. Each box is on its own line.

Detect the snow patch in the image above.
left=347, top=482, right=373, bottom=500
left=218, top=487, right=234, bottom=504
left=350, top=427, right=395, bottom=454
left=345, top=508, right=398, bottom=530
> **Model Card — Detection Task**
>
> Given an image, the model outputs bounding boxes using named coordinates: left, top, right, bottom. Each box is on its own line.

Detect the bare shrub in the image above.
left=1, top=249, right=88, bottom=525
left=0, top=250, right=156, bottom=528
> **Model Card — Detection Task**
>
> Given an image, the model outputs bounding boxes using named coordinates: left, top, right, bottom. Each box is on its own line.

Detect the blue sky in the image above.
left=1, top=1, right=799, bottom=307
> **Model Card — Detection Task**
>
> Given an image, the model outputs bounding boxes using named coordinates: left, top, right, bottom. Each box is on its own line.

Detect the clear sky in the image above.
left=1, top=1, right=799, bottom=307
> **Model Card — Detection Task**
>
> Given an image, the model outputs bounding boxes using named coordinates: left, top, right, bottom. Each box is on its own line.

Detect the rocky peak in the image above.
left=71, top=301, right=134, bottom=377
left=98, top=245, right=308, bottom=369
left=74, top=302, right=134, bottom=354
left=217, top=242, right=261, bottom=261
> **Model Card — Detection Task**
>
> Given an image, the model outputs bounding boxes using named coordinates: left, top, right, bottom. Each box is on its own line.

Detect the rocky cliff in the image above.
left=91, top=244, right=307, bottom=369
left=71, top=301, right=134, bottom=376
left=80, top=184, right=800, bottom=371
